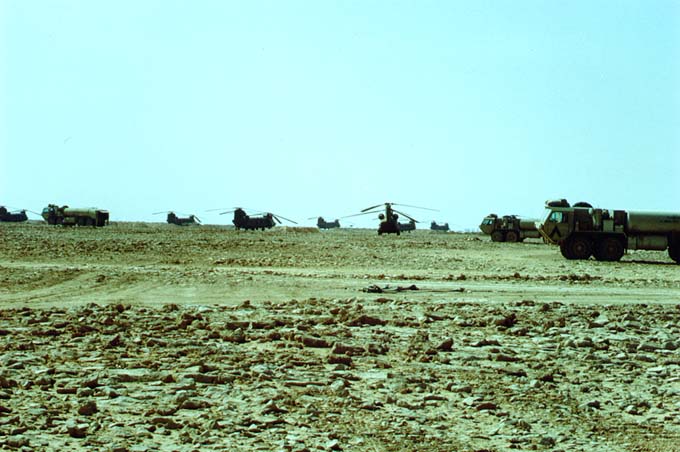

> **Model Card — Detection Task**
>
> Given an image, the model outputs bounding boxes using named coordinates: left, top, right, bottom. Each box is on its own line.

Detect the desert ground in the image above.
left=0, top=222, right=679, bottom=452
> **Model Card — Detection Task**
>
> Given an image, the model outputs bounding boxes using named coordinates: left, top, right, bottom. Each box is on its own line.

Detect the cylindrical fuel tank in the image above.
left=626, top=212, right=680, bottom=234
left=519, top=219, right=538, bottom=231
left=63, top=208, right=97, bottom=217
left=628, top=235, right=668, bottom=251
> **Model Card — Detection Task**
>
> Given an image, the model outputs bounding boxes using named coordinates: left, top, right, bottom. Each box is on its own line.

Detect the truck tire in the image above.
left=594, top=237, right=624, bottom=262
left=669, top=244, right=680, bottom=264
left=491, top=231, right=505, bottom=242
left=567, top=235, right=593, bottom=260
left=505, top=230, right=519, bottom=243
left=560, top=241, right=575, bottom=259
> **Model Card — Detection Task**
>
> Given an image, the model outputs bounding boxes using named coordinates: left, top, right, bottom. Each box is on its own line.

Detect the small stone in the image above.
left=5, top=436, right=29, bottom=448
left=476, top=402, right=498, bottom=411
left=301, top=336, right=330, bottom=348
left=65, top=419, right=88, bottom=438
left=437, top=338, right=453, bottom=351
left=638, top=342, right=660, bottom=352
left=78, top=401, right=98, bottom=416
left=325, top=439, right=342, bottom=450
left=586, top=400, right=601, bottom=409
left=539, top=436, right=556, bottom=447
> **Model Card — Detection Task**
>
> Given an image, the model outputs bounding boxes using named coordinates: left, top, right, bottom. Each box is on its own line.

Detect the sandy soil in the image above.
left=0, top=222, right=679, bottom=451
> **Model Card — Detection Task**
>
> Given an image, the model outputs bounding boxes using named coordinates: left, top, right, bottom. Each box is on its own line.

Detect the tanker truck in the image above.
left=41, top=204, right=109, bottom=227
left=537, top=199, right=680, bottom=263
left=480, top=214, right=541, bottom=242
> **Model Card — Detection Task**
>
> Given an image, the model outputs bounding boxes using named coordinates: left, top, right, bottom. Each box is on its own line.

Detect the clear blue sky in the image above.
left=2, top=1, right=679, bottom=229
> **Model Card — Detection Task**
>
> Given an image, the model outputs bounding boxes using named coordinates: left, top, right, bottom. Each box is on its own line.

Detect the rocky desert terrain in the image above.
left=0, top=222, right=678, bottom=452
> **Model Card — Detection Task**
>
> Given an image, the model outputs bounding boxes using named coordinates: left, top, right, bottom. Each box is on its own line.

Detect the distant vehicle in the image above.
left=430, top=221, right=449, bottom=231
left=41, top=204, right=109, bottom=227
left=398, top=220, right=416, bottom=233
left=538, top=199, right=680, bottom=263
left=479, top=213, right=541, bottom=242
left=345, top=202, right=436, bottom=235
left=154, top=211, right=201, bottom=226
left=219, top=207, right=297, bottom=231
left=0, top=206, right=28, bottom=222
left=312, top=217, right=340, bottom=229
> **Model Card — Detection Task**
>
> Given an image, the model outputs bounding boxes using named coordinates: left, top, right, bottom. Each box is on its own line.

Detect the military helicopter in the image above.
left=153, top=211, right=201, bottom=226
left=0, top=206, right=29, bottom=222
left=399, top=220, right=416, bottom=233
left=308, top=216, right=340, bottom=229
left=345, top=203, right=437, bottom=235
left=430, top=221, right=450, bottom=231
left=215, top=207, right=297, bottom=231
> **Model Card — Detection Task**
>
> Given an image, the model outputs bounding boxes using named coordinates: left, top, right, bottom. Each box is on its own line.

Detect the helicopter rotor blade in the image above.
left=393, top=209, right=419, bottom=223
left=361, top=203, right=385, bottom=212
left=272, top=214, right=298, bottom=224
left=342, top=210, right=381, bottom=219
left=205, top=207, right=231, bottom=212
left=393, top=203, right=438, bottom=212
left=152, top=211, right=170, bottom=215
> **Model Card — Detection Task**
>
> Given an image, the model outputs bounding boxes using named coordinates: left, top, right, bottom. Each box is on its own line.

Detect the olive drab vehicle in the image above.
left=154, top=211, right=201, bottom=226
left=398, top=220, right=416, bottom=233
left=537, top=199, right=680, bottom=263
left=345, top=203, right=436, bottom=235
left=0, top=206, right=28, bottom=222
left=219, top=208, right=297, bottom=231
left=430, top=221, right=449, bottom=231
left=313, top=217, right=340, bottom=229
left=480, top=213, right=541, bottom=242
left=41, top=204, right=109, bottom=227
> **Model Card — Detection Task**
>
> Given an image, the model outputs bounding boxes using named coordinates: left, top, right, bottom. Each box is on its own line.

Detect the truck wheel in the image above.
left=568, top=236, right=593, bottom=260
left=560, top=241, right=575, bottom=259
left=594, top=237, right=624, bottom=261
left=505, top=231, right=519, bottom=243
left=491, top=231, right=505, bottom=242
left=669, top=244, right=680, bottom=264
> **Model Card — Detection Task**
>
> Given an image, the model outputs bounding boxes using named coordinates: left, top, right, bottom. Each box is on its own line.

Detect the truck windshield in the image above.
left=542, top=208, right=564, bottom=223
left=549, top=211, right=564, bottom=223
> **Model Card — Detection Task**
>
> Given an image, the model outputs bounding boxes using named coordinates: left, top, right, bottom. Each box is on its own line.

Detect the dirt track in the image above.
left=1, top=223, right=679, bottom=451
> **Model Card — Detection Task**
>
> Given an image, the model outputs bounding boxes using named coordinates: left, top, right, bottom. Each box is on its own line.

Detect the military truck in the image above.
left=42, top=204, right=109, bottom=227
left=479, top=213, right=541, bottom=242
left=537, top=199, right=680, bottom=263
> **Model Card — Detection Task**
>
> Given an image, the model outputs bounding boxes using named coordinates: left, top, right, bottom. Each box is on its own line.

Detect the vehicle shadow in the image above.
left=624, top=259, right=677, bottom=266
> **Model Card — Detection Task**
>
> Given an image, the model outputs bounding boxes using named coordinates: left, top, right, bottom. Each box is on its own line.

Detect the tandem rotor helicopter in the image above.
left=0, top=206, right=29, bottom=222
left=210, top=207, right=298, bottom=231
left=307, top=216, right=341, bottom=229
left=344, top=202, right=437, bottom=235
left=153, top=211, right=201, bottom=226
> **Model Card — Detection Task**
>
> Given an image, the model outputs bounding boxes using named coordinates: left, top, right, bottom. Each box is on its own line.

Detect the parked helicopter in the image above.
left=0, top=206, right=29, bottom=222
left=399, top=220, right=416, bottom=233
left=153, top=211, right=201, bottom=226
left=217, top=208, right=297, bottom=231
left=308, top=216, right=340, bottom=229
left=430, top=221, right=450, bottom=231
left=345, top=203, right=437, bottom=235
